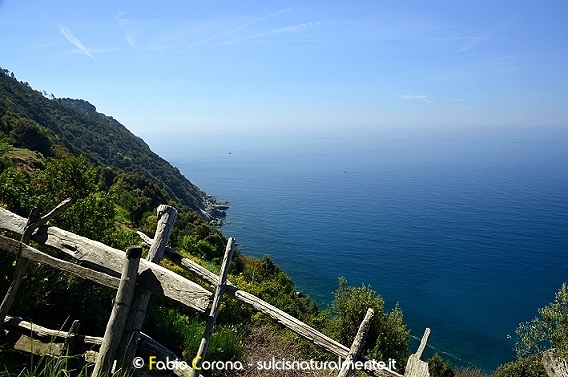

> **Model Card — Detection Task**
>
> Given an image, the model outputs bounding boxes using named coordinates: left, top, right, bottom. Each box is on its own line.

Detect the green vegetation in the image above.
left=0, top=352, right=88, bottom=377
left=492, top=354, right=545, bottom=377
left=427, top=354, right=455, bottom=377
left=146, top=302, right=244, bottom=363
left=324, top=277, right=409, bottom=365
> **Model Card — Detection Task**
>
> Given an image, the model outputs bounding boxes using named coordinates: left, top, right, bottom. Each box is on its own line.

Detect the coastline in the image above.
left=203, top=195, right=229, bottom=226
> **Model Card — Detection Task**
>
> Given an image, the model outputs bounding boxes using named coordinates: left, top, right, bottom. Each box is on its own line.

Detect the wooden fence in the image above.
left=0, top=201, right=436, bottom=377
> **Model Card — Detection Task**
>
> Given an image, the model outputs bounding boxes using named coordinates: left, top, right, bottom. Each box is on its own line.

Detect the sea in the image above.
left=155, top=125, right=568, bottom=372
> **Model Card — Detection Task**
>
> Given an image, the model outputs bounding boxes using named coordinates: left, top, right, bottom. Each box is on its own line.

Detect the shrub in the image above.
left=492, top=354, right=546, bottom=377
left=515, top=283, right=568, bottom=359
left=428, top=353, right=456, bottom=377
left=182, top=235, right=218, bottom=261
left=0, top=167, right=35, bottom=215
left=456, top=367, right=490, bottom=377
left=146, top=303, right=244, bottom=366
left=325, top=277, right=409, bottom=366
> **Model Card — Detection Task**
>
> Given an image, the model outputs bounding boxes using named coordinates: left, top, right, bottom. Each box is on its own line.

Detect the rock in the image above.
left=209, top=218, right=223, bottom=227
left=203, top=195, right=229, bottom=226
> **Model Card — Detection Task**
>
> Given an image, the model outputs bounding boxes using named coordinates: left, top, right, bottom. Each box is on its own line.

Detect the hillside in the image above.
left=0, top=68, right=221, bottom=222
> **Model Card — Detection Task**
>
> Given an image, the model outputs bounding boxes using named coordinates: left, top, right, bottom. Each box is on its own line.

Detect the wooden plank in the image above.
left=4, top=315, right=103, bottom=345
left=0, top=207, right=27, bottom=234
left=543, top=349, right=568, bottom=377
left=93, top=246, right=142, bottom=377
left=0, top=254, right=30, bottom=334
left=161, top=242, right=349, bottom=355
left=148, top=235, right=350, bottom=357
left=234, top=288, right=349, bottom=354
left=0, top=208, right=211, bottom=312
left=150, top=234, right=346, bottom=351
left=404, top=328, right=430, bottom=377
left=338, top=308, right=374, bottom=377
left=192, top=238, right=235, bottom=376
left=11, top=332, right=64, bottom=356
left=27, top=199, right=74, bottom=230
left=0, top=235, right=121, bottom=289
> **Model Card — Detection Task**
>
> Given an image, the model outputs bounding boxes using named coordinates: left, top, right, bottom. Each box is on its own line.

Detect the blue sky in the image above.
left=1, top=0, right=567, bottom=142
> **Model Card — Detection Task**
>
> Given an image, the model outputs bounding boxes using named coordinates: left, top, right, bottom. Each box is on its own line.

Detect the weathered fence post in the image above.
left=92, top=246, right=142, bottom=377
left=62, top=320, right=81, bottom=356
left=191, top=238, right=235, bottom=377
left=55, top=319, right=81, bottom=370
left=0, top=199, right=72, bottom=335
left=404, top=328, right=431, bottom=377
left=117, top=204, right=177, bottom=373
left=543, top=349, right=568, bottom=377
left=337, top=308, right=374, bottom=377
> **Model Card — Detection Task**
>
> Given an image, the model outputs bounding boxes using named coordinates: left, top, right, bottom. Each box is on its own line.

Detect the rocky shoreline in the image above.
left=203, top=195, right=229, bottom=226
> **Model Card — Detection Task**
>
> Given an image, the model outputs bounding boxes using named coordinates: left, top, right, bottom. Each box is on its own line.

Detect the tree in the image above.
left=27, top=155, right=117, bottom=242
left=2, top=112, right=52, bottom=156
left=491, top=283, right=568, bottom=376
left=0, top=167, right=35, bottom=215
left=427, top=353, right=455, bottom=377
left=326, top=277, right=409, bottom=366
left=515, top=283, right=568, bottom=359
left=492, top=354, right=546, bottom=377
left=56, top=192, right=117, bottom=243
left=181, top=234, right=218, bottom=260
left=32, top=155, right=97, bottom=208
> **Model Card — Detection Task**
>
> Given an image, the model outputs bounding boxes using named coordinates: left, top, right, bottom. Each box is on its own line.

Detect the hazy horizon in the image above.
left=1, top=0, right=567, bottom=146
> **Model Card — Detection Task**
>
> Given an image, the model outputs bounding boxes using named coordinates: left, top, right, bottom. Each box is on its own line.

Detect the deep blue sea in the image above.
left=160, top=126, right=568, bottom=372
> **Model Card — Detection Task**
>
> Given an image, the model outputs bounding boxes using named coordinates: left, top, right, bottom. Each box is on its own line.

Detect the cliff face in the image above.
left=0, top=68, right=223, bottom=221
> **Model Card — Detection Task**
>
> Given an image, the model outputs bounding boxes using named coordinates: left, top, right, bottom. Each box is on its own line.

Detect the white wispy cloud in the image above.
left=435, top=55, right=524, bottom=79
left=58, top=25, right=96, bottom=60
left=143, top=5, right=444, bottom=54
left=175, top=1, right=313, bottom=54
left=454, top=15, right=516, bottom=55
left=24, top=41, right=70, bottom=50
left=66, top=47, right=122, bottom=54
left=114, top=12, right=138, bottom=49
left=211, top=21, right=323, bottom=46
left=399, top=95, right=466, bottom=106
left=400, top=94, right=427, bottom=101
left=324, top=10, right=448, bottom=44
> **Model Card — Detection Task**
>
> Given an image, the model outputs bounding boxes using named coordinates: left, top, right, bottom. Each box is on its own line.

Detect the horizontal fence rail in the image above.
left=0, top=207, right=211, bottom=312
